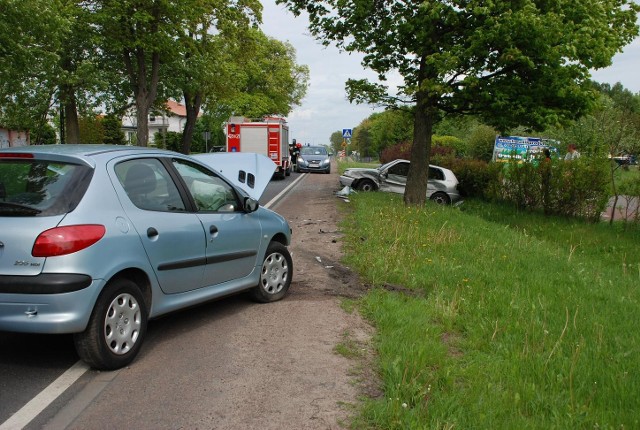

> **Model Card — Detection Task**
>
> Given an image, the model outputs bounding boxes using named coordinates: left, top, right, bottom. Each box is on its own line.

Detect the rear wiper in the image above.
left=0, top=201, right=42, bottom=215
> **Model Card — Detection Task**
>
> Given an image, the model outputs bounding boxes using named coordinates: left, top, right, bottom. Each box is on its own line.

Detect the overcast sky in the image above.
left=260, top=1, right=640, bottom=145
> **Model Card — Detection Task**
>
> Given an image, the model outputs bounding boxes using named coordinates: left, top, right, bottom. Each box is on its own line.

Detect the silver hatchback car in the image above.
left=339, top=159, right=461, bottom=204
left=0, top=145, right=292, bottom=369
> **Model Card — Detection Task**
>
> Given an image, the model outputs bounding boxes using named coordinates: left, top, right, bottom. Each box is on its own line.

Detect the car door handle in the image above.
left=209, top=225, right=218, bottom=241
left=147, top=227, right=158, bottom=238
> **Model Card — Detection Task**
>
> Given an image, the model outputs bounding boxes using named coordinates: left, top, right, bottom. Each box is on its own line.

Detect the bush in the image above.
left=154, top=131, right=182, bottom=152
left=380, top=141, right=411, bottom=163
left=446, top=159, right=501, bottom=199
left=380, top=137, right=459, bottom=164
left=489, top=158, right=610, bottom=221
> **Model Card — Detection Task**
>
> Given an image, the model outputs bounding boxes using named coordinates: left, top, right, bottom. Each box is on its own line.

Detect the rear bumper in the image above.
left=0, top=276, right=103, bottom=334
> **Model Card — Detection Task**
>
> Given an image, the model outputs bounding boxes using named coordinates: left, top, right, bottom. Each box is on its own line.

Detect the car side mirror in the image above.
left=244, top=197, right=259, bottom=213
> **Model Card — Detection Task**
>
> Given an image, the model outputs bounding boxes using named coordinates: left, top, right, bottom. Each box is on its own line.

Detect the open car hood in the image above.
left=193, top=153, right=276, bottom=201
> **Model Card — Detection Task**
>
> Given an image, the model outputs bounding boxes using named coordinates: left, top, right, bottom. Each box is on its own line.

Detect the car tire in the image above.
left=74, top=278, right=148, bottom=370
left=250, top=242, right=292, bottom=303
left=357, top=179, right=376, bottom=192
left=430, top=192, right=451, bottom=205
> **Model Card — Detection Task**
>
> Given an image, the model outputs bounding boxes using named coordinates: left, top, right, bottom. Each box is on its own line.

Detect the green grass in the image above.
left=341, top=193, right=640, bottom=429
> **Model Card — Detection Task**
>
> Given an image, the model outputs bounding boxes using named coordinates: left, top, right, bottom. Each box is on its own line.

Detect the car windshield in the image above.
left=0, top=159, right=89, bottom=216
left=300, top=146, right=327, bottom=156
left=378, top=160, right=400, bottom=172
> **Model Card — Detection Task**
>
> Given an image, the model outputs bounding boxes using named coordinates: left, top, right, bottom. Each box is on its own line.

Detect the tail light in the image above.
left=32, top=225, right=106, bottom=257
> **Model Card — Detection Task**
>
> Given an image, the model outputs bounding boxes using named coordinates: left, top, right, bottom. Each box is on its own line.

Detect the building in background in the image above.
left=121, top=100, right=189, bottom=145
left=0, top=128, right=29, bottom=148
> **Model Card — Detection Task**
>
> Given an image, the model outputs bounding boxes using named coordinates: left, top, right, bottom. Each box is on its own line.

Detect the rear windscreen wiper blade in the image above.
left=0, top=201, right=42, bottom=215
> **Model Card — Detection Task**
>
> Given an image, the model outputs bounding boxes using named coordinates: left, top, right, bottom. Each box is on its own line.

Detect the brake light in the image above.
left=32, top=225, right=106, bottom=257
left=0, top=153, right=34, bottom=159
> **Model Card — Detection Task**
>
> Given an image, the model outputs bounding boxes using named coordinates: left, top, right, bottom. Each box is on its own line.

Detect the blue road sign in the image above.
left=342, top=129, right=352, bottom=138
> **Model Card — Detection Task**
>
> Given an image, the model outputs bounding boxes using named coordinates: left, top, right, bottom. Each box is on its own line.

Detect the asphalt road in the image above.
left=0, top=171, right=304, bottom=429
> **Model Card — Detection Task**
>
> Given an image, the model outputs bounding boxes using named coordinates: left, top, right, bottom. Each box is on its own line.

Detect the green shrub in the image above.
left=154, top=131, right=182, bottom=152
left=490, top=158, right=610, bottom=221
left=446, top=158, right=502, bottom=199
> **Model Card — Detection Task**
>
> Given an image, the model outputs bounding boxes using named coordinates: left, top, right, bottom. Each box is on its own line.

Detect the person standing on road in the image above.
left=564, top=143, right=581, bottom=160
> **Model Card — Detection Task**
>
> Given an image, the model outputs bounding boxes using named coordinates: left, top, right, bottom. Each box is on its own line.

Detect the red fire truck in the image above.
left=225, top=116, right=291, bottom=179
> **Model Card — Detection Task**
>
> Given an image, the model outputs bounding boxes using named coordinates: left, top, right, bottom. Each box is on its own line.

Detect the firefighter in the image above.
left=290, top=139, right=301, bottom=171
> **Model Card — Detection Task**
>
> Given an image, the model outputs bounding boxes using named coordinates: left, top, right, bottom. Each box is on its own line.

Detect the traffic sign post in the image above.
left=342, top=129, right=352, bottom=139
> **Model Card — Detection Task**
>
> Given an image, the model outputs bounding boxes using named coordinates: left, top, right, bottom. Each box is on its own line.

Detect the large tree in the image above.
left=278, top=0, right=640, bottom=205
left=0, top=0, right=67, bottom=137
left=89, top=0, right=189, bottom=147
left=174, top=0, right=262, bottom=154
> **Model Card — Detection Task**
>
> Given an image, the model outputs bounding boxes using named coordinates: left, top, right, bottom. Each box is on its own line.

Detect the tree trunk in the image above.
left=181, top=91, right=202, bottom=154
left=62, top=87, right=80, bottom=144
left=127, top=48, right=160, bottom=147
left=404, top=92, right=434, bottom=206
left=136, top=95, right=150, bottom=147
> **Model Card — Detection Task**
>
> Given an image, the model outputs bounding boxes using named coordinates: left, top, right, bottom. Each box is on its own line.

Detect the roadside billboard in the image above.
left=492, top=135, right=558, bottom=164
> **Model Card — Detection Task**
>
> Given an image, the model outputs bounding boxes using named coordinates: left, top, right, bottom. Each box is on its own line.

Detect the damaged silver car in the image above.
left=339, top=159, right=461, bottom=204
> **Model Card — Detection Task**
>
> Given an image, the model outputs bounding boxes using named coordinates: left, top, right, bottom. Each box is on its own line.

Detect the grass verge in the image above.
left=341, top=192, right=640, bottom=429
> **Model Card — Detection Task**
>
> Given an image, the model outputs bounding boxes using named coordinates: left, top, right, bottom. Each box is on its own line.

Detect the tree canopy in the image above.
left=278, top=0, right=640, bottom=205
left=1, top=0, right=308, bottom=150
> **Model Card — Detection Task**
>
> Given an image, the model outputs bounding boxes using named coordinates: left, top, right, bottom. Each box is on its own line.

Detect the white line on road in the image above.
left=0, top=361, right=89, bottom=430
left=264, top=173, right=306, bottom=210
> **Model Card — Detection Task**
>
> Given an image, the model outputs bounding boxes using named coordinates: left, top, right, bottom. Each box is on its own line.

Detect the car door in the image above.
left=427, top=166, right=445, bottom=197
left=380, top=161, right=410, bottom=194
left=171, top=159, right=262, bottom=287
left=113, top=157, right=206, bottom=294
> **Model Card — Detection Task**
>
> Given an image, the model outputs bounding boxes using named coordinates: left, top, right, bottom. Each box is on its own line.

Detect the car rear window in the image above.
left=0, top=159, right=91, bottom=216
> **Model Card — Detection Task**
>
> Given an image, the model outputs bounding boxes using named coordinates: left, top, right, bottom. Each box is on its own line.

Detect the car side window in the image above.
left=428, top=167, right=444, bottom=180
left=172, top=159, right=239, bottom=212
left=387, top=162, right=410, bottom=178
left=115, top=159, right=186, bottom=212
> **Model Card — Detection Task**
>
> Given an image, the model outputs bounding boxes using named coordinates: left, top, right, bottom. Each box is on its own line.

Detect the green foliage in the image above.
left=330, top=130, right=344, bottom=154
left=224, top=32, right=309, bottom=118
left=32, top=122, right=58, bottom=145
left=278, top=0, right=640, bottom=205
left=0, top=0, right=68, bottom=130
left=466, top=124, right=498, bottom=162
left=446, top=158, right=502, bottom=199
left=490, top=158, right=610, bottom=221
left=154, top=131, right=182, bottom=152
left=341, top=193, right=640, bottom=428
left=78, top=116, right=105, bottom=144
left=102, top=114, right=125, bottom=145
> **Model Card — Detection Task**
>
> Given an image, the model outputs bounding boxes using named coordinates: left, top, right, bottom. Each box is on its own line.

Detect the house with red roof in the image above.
left=121, top=100, right=195, bottom=145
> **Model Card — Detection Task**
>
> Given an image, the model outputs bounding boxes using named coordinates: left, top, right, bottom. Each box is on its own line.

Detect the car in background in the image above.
left=0, top=145, right=292, bottom=370
left=612, top=154, right=637, bottom=166
left=296, top=146, right=331, bottom=174
left=339, top=159, right=461, bottom=205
